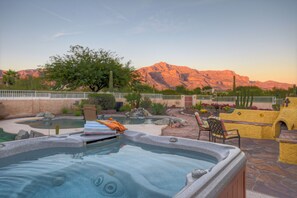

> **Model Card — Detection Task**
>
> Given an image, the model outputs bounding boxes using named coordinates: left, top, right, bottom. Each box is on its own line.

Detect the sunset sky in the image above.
left=0, top=0, right=296, bottom=84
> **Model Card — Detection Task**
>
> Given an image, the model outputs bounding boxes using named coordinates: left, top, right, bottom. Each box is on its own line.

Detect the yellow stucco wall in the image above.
left=279, top=142, right=297, bottom=165
left=220, top=109, right=279, bottom=124
left=223, top=123, right=274, bottom=139
left=220, top=109, right=279, bottom=139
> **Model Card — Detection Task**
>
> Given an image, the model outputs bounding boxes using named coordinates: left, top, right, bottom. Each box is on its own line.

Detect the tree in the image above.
left=3, top=69, right=19, bottom=86
left=193, top=87, right=202, bottom=94
left=202, top=85, right=212, bottom=90
left=43, top=45, right=135, bottom=92
left=175, top=85, right=192, bottom=95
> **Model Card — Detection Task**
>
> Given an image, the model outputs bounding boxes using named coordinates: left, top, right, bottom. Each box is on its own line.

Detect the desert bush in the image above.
left=74, top=110, right=82, bottom=116
left=88, top=93, right=115, bottom=110
left=119, top=104, right=131, bottom=112
left=125, top=92, right=141, bottom=108
left=140, top=97, right=152, bottom=109
left=61, top=107, right=70, bottom=114
left=193, top=101, right=202, bottom=110
left=151, top=103, right=166, bottom=115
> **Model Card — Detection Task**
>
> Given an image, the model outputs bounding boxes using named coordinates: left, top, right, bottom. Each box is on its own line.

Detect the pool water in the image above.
left=0, top=139, right=217, bottom=198
left=18, top=117, right=161, bottom=129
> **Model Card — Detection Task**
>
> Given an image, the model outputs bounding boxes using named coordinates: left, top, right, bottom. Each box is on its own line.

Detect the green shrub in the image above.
left=140, top=97, right=152, bottom=109
left=151, top=103, right=166, bottom=115
left=193, top=101, right=202, bottom=110
left=74, top=110, right=82, bottom=116
left=125, top=92, right=141, bottom=108
left=119, top=104, right=132, bottom=112
left=61, top=107, right=69, bottom=114
left=88, top=94, right=115, bottom=110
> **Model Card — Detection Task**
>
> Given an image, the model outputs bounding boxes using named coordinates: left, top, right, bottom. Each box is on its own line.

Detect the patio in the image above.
left=162, top=109, right=297, bottom=198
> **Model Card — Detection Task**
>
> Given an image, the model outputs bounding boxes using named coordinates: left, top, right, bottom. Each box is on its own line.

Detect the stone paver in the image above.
left=162, top=109, right=297, bottom=198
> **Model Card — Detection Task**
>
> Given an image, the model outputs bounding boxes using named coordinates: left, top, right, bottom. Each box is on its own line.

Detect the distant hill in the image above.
left=0, top=69, right=42, bottom=79
left=136, top=62, right=293, bottom=90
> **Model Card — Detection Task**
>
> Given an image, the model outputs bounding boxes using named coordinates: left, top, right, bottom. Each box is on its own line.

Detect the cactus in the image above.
left=233, top=76, right=236, bottom=94
left=236, top=89, right=253, bottom=109
left=55, top=125, right=60, bottom=135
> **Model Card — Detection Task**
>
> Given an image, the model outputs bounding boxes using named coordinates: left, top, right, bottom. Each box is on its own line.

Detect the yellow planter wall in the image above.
left=279, top=142, right=297, bottom=165
left=220, top=109, right=279, bottom=139
left=220, top=109, right=279, bottom=124
left=223, top=123, right=274, bottom=139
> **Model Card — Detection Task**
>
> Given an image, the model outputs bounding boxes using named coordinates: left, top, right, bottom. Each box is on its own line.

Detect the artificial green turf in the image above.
left=0, top=128, right=16, bottom=142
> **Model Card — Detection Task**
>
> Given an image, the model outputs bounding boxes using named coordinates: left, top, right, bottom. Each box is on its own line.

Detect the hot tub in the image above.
left=0, top=131, right=246, bottom=198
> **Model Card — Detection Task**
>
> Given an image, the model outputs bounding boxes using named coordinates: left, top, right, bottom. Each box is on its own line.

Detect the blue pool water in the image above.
left=18, top=117, right=161, bottom=129
left=0, top=139, right=217, bottom=198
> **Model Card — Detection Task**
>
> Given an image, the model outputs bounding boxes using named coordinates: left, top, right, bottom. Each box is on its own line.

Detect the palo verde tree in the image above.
left=43, top=45, right=135, bottom=92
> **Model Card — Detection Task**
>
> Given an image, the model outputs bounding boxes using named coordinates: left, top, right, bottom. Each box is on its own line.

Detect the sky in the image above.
left=0, top=0, right=296, bottom=84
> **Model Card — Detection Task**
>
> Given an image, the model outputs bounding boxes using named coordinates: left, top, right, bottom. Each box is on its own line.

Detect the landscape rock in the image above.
left=44, top=112, right=55, bottom=119
left=36, top=112, right=55, bottom=118
left=125, top=108, right=152, bottom=118
left=154, top=118, right=170, bottom=125
left=15, top=130, right=30, bottom=140
left=154, top=117, right=187, bottom=127
left=36, top=112, right=45, bottom=117
left=29, top=130, right=45, bottom=138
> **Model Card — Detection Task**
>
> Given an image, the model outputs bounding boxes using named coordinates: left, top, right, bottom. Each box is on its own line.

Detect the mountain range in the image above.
left=0, top=62, right=293, bottom=90
left=137, top=62, right=293, bottom=90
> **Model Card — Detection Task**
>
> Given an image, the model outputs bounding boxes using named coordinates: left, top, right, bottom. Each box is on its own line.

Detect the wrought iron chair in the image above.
left=194, top=112, right=211, bottom=141
left=207, top=117, right=240, bottom=148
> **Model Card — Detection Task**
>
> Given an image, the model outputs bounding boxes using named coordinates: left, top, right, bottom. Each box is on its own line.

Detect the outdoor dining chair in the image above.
left=207, top=117, right=241, bottom=148
left=194, top=112, right=211, bottom=141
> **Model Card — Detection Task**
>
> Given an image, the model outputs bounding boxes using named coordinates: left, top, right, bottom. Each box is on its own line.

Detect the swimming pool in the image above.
left=0, top=131, right=246, bottom=197
left=18, top=116, right=161, bottom=129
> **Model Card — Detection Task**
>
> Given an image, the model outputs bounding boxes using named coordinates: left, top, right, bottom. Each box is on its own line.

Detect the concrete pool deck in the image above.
left=0, top=116, right=166, bottom=136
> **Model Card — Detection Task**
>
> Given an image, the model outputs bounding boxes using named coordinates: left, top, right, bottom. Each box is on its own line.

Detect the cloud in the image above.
left=103, top=5, right=128, bottom=22
left=35, top=5, right=73, bottom=23
left=52, top=32, right=82, bottom=39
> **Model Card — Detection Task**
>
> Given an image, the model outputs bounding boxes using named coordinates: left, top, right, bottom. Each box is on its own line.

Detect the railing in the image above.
left=0, top=90, right=278, bottom=104
left=162, top=95, right=182, bottom=100
left=141, top=93, right=163, bottom=99
left=253, top=96, right=276, bottom=104
left=212, top=96, right=236, bottom=102
left=196, top=95, right=212, bottom=100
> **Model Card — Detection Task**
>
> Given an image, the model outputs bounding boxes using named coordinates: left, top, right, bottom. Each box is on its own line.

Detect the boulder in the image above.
left=36, top=112, right=45, bottom=117
left=154, top=117, right=187, bottom=127
left=126, top=108, right=152, bottom=118
left=36, top=112, right=55, bottom=118
left=154, top=118, right=170, bottom=125
left=15, top=130, right=30, bottom=140
left=44, top=112, right=55, bottom=119
left=29, top=130, right=45, bottom=138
